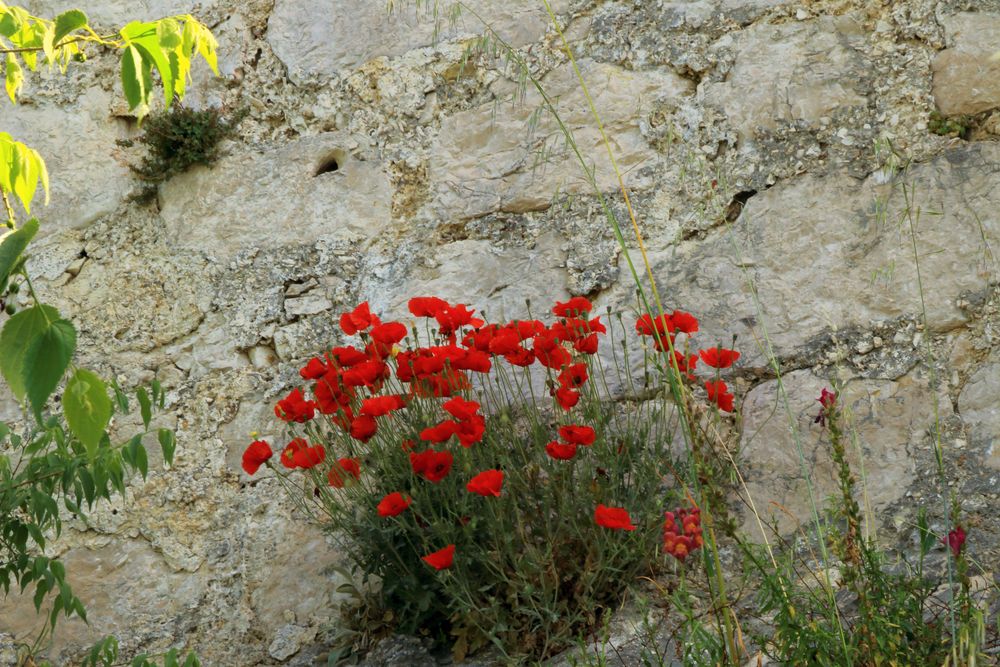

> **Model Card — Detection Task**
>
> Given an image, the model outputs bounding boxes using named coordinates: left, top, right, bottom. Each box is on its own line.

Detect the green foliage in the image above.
left=0, top=5, right=215, bottom=662
left=0, top=133, right=48, bottom=213
left=84, top=635, right=201, bottom=667
left=119, top=105, right=244, bottom=196
left=929, top=110, right=971, bottom=138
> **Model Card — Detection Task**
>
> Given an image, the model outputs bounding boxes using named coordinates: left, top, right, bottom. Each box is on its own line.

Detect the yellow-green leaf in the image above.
left=5, top=52, right=22, bottom=103
left=156, top=18, right=181, bottom=50
left=64, top=368, right=112, bottom=458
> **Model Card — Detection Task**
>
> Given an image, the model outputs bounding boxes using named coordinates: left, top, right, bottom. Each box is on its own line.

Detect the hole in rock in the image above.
left=725, top=189, right=757, bottom=222
left=315, top=152, right=342, bottom=176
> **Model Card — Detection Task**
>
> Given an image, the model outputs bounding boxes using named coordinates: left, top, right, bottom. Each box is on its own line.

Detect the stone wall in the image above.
left=2, top=0, right=999, bottom=664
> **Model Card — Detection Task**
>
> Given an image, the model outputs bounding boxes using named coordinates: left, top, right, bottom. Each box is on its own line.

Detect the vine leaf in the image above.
left=0, top=217, right=38, bottom=286
left=5, top=53, right=23, bottom=103
left=0, top=303, right=59, bottom=399
left=52, top=10, right=87, bottom=46
left=64, top=369, right=112, bottom=458
left=23, top=317, right=76, bottom=418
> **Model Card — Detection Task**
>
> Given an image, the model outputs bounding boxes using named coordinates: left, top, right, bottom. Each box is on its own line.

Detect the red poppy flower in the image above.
left=442, top=396, right=480, bottom=421
left=456, top=414, right=486, bottom=447
left=466, top=469, right=504, bottom=497
left=280, top=438, right=309, bottom=468
left=558, top=363, right=589, bottom=389
left=504, top=346, right=535, bottom=366
left=328, top=457, right=361, bottom=488
left=558, top=424, right=596, bottom=446
left=513, top=319, right=545, bottom=339
left=671, top=351, right=699, bottom=378
left=329, top=346, right=369, bottom=368
left=314, top=372, right=354, bottom=415
left=342, top=360, right=389, bottom=388
left=370, top=321, right=408, bottom=345
left=699, top=347, right=740, bottom=369
left=377, top=492, right=412, bottom=517
left=533, top=330, right=572, bottom=369
left=299, top=357, right=328, bottom=380
left=574, top=333, right=599, bottom=355
left=422, top=544, right=455, bottom=570
left=452, top=348, right=492, bottom=373
left=545, top=441, right=577, bottom=460
left=488, top=327, right=521, bottom=355
left=554, top=386, right=580, bottom=411
left=408, top=296, right=450, bottom=318
left=242, top=440, right=273, bottom=475
left=420, top=420, right=459, bottom=443
left=595, top=504, right=636, bottom=531
left=340, top=302, right=380, bottom=335
left=635, top=313, right=675, bottom=337
left=410, top=448, right=454, bottom=483
left=705, top=380, right=735, bottom=412
left=670, top=310, right=699, bottom=335
left=401, top=439, right=416, bottom=452
left=350, top=414, right=379, bottom=442
left=435, top=303, right=484, bottom=338
left=274, top=388, right=316, bottom=423
left=359, top=394, right=408, bottom=417
left=553, top=296, right=593, bottom=317
left=292, top=442, right=326, bottom=469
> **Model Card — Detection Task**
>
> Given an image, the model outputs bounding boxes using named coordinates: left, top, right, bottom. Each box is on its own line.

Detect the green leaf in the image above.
left=126, top=434, right=147, bottom=479
left=120, top=44, right=150, bottom=119
left=53, top=9, right=87, bottom=45
left=5, top=52, right=23, bottom=103
left=136, top=386, right=151, bottom=429
left=64, top=369, right=112, bottom=458
left=156, top=18, right=182, bottom=50
left=158, top=428, right=176, bottom=467
left=0, top=422, right=8, bottom=442
left=0, top=304, right=59, bottom=399
left=0, top=10, right=20, bottom=38
left=23, top=318, right=76, bottom=418
left=0, top=217, right=37, bottom=286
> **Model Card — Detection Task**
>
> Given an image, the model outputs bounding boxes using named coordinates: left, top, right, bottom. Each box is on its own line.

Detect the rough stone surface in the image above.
left=739, top=369, right=947, bottom=538
left=2, top=0, right=1000, bottom=664
left=267, top=0, right=572, bottom=84
left=3, top=89, right=131, bottom=234
left=932, top=12, right=1000, bottom=116
left=702, top=15, right=870, bottom=141
left=157, top=134, right=393, bottom=259
left=428, top=58, right=691, bottom=219
left=959, top=361, right=1000, bottom=468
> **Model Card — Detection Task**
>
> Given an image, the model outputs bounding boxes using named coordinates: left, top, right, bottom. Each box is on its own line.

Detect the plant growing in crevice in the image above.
left=118, top=105, right=246, bottom=202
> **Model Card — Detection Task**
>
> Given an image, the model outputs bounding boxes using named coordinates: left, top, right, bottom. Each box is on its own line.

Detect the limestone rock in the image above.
left=739, top=370, right=945, bottom=537
left=3, top=89, right=130, bottom=235
left=958, top=361, right=1000, bottom=469
left=932, top=13, right=1000, bottom=116
left=21, top=0, right=210, bottom=28
left=157, top=135, right=393, bottom=259
left=428, top=59, right=691, bottom=220
left=702, top=16, right=869, bottom=141
left=621, top=143, right=1000, bottom=365
left=267, top=0, right=572, bottom=84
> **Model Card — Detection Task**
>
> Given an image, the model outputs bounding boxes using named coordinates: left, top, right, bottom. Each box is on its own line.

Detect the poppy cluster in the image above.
left=242, top=297, right=741, bottom=573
